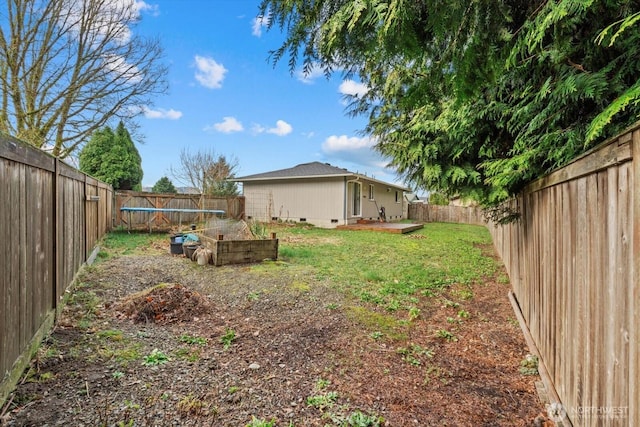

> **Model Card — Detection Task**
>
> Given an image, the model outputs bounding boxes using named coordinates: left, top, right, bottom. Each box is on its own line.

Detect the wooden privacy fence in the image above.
left=114, top=191, right=245, bottom=231
left=406, top=124, right=639, bottom=425
left=488, top=126, right=639, bottom=426
left=0, top=135, right=113, bottom=405
left=408, top=203, right=485, bottom=226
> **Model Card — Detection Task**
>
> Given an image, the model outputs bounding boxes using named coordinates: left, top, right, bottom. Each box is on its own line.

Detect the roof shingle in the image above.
left=233, top=161, right=411, bottom=191
left=234, top=161, right=352, bottom=180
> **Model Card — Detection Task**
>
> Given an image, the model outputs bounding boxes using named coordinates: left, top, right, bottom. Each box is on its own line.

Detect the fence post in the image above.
left=199, top=194, right=204, bottom=223
left=53, top=158, right=60, bottom=314
left=84, top=176, right=88, bottom=263
left=631, top=130, right=640, bottom=426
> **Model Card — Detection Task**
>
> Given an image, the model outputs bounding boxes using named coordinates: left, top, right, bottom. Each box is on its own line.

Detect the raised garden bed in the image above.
left=199, top=233, right=278, bottom=266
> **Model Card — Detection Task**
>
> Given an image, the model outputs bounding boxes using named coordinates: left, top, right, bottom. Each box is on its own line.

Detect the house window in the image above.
left=395, top=191, right=400, bottom=203
left=369, top=184, right=374, bottom=200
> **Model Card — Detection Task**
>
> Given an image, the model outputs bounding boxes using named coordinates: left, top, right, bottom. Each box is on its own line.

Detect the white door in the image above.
left=350, top=182, right=361, bottom=217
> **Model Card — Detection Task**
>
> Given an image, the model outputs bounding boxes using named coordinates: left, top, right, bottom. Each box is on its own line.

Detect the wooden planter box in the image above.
left=199, top=234, right=278, bottom=266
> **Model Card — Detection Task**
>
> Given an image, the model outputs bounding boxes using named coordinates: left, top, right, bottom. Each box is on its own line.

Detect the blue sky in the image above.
left=131, top=0, right=407, bottom=189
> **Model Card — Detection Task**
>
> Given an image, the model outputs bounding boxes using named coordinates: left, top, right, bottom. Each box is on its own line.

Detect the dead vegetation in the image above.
left=113, top=283, right=211, bottom=324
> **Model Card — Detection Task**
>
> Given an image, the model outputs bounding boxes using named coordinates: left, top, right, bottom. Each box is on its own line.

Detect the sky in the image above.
left=130, top=0, right=408, bottom=190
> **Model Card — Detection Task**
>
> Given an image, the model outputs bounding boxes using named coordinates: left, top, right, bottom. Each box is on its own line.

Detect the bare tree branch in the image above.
left=169, top=148, right=239, bottom=196
left=0, top=0, right=168, bottom=157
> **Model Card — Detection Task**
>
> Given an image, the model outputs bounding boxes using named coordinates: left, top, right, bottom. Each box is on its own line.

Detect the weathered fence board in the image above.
left=485, top=126, right=639, bottom=426
left=0, top=135, right=112, bottom=406
left=114, top=191, right=245, bottom=231
left=408, top=203, right=485, bottom=225
left=405, top=124, right=639, bottom=426
left=200, top=195, right=244, bottom=219
left=199, top=235, right=278, bottom=266
left=630, top=129, right=640, bottom=427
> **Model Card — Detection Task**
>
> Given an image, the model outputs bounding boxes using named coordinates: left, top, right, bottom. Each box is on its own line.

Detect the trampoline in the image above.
left=120, top=207, right=225, bottom=232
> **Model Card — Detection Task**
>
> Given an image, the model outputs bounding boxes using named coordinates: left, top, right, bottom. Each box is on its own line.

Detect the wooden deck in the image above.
left=336, top=221, right=424, bottom=234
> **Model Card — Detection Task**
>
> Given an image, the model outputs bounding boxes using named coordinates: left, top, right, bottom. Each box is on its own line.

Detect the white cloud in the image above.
left=296, top=64, right=326, bottom=84
left=194, top=55, right=227, bottom=89
left=322, top=135, right=386, bottom=167
left=251, top=120, right=293, bottom=136
left=133, top=0, right=159, bottom=16
left=61, top=1, right=160, bottom=83
left=267, top=120, right=293, bottom=136
left=212, top=116, right=244, bottom=133
left=252, top=15, right=269, bottom=37
left=142, top=106, right=182, bottom=120
left=339, top=80, right=369, bottom=98
left=102, top=54, right=142, bottom=83
left=323, top=135, right=375, bottom=152
left=65, top=0, right=142, bottom=45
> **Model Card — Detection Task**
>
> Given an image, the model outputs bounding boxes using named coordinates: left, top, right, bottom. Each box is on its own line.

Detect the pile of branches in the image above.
left=114, top=283, right=211, bottom=324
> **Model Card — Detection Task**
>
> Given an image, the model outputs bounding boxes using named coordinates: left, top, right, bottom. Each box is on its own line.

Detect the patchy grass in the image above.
left=99, top=224, right=498, bottom=319
left=142, top=349, right=170, bottom=366
left=179, top=334, right=207, bottom=346
left=275, top=223, right=498, bottom=314
left=96, top=223, right=502, bottom=344
left=220, top=328, right=236, bottom=350
left=345, top=305, right=407, bottom=340
left=100, top=230, right=168, bottom=257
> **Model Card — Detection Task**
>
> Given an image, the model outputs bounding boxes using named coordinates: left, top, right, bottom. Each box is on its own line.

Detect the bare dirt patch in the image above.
left=2, top=241, right=548, bottom=426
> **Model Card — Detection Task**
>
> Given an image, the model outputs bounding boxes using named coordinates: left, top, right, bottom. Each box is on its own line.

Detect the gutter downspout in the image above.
left=343, top=177, right=347, bottom=224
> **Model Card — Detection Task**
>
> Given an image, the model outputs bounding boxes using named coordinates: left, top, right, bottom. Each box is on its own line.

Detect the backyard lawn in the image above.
left=2, top=222, right=547, bottom=426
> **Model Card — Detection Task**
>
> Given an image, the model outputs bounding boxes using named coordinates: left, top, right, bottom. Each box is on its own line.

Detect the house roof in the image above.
left=233, top=162, right=351, bottom=180
left=232, top=161, right=411, bottom=191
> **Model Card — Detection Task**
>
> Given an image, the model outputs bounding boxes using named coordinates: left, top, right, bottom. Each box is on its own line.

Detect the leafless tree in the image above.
left=169, top=148, right=239, bottom=196
left=0, top=0, right=168, bottom=158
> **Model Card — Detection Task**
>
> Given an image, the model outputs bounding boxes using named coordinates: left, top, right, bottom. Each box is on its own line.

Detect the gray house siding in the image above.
left=358, top=179, right=406, bottom=222
left=244, top=178, right=346, bottom=228
left=235, top=162, right=409, bottom=229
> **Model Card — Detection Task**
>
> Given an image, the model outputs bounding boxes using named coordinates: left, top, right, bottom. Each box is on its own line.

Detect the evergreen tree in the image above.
left=429, top=193, right=449, bottom=206
left=79, top=122, right=143, bottom=190
left=260, top=0, right=640, bottom=210
left=152, top=176, right=177, bottom=194
left=206, top=178, right=239, bottom=197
